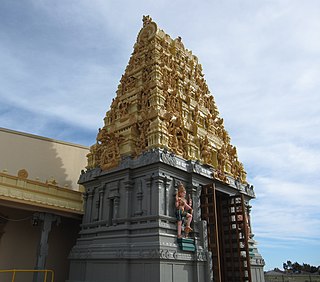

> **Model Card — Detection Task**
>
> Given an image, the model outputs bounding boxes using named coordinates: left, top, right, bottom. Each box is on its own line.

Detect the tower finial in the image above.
left=142, top=15, right=152, bottom=27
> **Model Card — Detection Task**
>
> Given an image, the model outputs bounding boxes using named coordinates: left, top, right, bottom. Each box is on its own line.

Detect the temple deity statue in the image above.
left=175, top=183, right=193, bottom=238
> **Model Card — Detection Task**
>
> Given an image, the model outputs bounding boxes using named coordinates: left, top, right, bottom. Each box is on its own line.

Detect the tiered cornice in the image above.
left=87, top=16, right=246, bottom=183
left=0, top=169, right=83, bottom=217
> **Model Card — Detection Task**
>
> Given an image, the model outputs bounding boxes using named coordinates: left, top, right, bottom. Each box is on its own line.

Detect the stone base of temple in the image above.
left=68, top=236, right=210, bottom=282
left=67, top=216, right=211, bottom=282
left=68, top=260, right=209, bottom=282
left=67, top=149, right=263, bottom=282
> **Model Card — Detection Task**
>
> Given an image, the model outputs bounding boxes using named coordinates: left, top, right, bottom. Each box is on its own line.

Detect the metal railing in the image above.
left=0, top=269, right=54, bottom=282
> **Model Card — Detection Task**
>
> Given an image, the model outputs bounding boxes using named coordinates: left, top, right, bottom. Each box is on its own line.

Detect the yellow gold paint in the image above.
left=87, top=16, right=246, bottom=183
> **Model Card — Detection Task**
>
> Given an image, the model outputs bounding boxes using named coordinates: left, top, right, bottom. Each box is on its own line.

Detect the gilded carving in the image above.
left=46, top=177, right=58, bottom=186
left=213, top=169, right=229, bottom=183
left=142, top=15, right=152, bottom=27
left=17, top=169, right=28, bottom=179
left=167, top=116, right=188, bottom=158
left=135, top=120, right=150, bottom=156
left=165, top=90, right=182, bottom=113
left=86, top=16, right=247, bottom=182
left=100, top=132, right=124, bottom=170
left=118, top=101, right=129, bottom=119
left=199, top=136, right=212, bottom=165
left=217, top=145, right=228, bottom=172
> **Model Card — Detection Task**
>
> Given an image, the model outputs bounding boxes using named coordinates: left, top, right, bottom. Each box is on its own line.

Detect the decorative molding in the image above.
left=80, top=149, right=255, bottom=198
left=69, top=244, right=209, bottom=262
left=17, top=169, right=28, bottom=179
left=0, top=171, right=83, bottom=215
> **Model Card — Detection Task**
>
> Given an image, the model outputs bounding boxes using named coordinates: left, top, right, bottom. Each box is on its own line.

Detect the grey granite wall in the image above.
left=67, top=149, right=261, bottom=282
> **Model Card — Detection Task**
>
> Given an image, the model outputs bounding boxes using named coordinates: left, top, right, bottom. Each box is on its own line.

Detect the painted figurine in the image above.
left=175, top=183, right=193, bottom=238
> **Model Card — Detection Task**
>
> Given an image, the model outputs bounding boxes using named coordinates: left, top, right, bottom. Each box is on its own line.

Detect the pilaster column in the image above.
left=87, top=189, right=94, bottom=224
left=164, top=176, right=172, bottom=216
left=124, top=180, right=134, bottom=219
left=135, top=181, right=144, bottom=216
left=0, top=213, right=8, bottom=241
left=145, top=176, right=153, bottom=216
left=94, top=194, right=100, bottom=222
left=153, top=175, right=165, bottom=215
left=33, top=213, right=59, bottom=282
left=82, top=192, right=89, bottom=224
left=190, top=182, right=201, bottom=223
left=98, top=186, right=105, bottom=221
left=113, top=196, right=120, bottom=225
left=106, top=198, right=112, bottom=227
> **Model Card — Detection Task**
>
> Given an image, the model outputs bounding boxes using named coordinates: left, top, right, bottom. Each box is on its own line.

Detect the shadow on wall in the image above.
left=0, top=128, right=89, bottom=190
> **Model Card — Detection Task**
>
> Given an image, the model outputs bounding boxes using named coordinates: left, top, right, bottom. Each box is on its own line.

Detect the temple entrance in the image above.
left=201, top=183, right=252, bottom=282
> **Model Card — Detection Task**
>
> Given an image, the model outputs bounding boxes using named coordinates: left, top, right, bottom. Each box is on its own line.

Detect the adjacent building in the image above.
left=0, top=128, right=88, bottom=282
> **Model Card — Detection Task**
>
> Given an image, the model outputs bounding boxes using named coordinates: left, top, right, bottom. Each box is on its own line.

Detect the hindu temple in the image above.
left=67, top=16, right=265, bottom=282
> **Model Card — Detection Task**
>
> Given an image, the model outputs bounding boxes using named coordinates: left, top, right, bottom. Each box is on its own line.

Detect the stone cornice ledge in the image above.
left=80, top=148, right=255, bottom=198
left=0, top=171, right=83, bottom=216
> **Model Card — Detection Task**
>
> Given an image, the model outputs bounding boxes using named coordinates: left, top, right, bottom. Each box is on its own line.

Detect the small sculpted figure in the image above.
left=175, top=183, right=193, bottom=238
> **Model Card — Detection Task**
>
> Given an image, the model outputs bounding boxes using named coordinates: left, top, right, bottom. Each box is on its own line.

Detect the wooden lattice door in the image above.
left=201, top=184, right=252, bottom=282
left=200, top=183, right=222, bottom=282
left=220, top=194, right=252, bottom=282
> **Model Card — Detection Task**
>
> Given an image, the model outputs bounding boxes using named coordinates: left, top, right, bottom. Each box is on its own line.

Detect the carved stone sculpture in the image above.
left=86, top=15, right=247, bottom=183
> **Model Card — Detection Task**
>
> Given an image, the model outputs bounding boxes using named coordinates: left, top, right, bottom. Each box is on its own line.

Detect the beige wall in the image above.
left=0, top=128, right=89, bottom=191
left=0, top=205, right=80, bottom=282
left=0, top=207, right=38, bottom=280
left=0, top=128, right=85, bottom=280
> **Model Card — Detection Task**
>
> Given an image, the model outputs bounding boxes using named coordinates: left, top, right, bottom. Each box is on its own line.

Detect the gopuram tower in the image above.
left=68, top=16, right=265, bottom=282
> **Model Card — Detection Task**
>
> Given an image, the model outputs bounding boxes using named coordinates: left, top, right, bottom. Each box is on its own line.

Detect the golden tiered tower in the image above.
left=87, top=15, right=246, bottom=183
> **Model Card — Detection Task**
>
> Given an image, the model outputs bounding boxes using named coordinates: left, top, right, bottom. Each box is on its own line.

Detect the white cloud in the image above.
left=251, top=176, right=320, bottom=246
left=0, top=59, right=114, bottom=129
left=241, top=143, right=320, bottom=178
left=294, top=68, right=320, bottom=91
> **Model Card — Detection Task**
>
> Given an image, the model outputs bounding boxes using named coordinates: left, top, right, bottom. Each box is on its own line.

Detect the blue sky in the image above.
left=1, top=0, right=319, bottom=271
